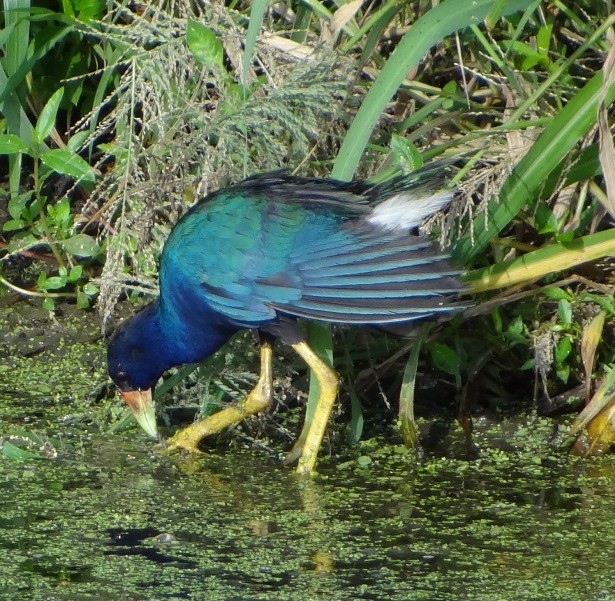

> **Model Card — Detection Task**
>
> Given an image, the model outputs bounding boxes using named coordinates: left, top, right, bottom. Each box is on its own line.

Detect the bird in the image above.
left=107, top=163, right=465, bottom=474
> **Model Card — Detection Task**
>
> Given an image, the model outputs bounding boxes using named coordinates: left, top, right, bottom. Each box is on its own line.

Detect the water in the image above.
left=1, top=428, right=614, bottom=600
left=1, top=301, right=615, bottom=600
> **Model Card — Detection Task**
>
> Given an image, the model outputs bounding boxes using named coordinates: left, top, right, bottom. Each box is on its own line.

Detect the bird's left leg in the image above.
left=286, top=341, right=339, bottom=475
left=165, top=338, right=273, bottom=453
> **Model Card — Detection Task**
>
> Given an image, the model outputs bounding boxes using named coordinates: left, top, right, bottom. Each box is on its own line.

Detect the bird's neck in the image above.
left=155, top=297, right=235, bottom=366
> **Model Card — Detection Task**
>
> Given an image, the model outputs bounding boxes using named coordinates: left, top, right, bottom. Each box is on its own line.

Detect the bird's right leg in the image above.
left=165, top=339, right=273, bottom=453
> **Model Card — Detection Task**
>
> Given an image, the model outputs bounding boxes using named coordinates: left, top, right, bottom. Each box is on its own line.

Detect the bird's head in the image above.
left=106, top=303, right=166, bottom=439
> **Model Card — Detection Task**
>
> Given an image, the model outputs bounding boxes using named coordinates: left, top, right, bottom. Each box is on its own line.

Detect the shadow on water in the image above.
left=1, top=301, right=615, bottom=600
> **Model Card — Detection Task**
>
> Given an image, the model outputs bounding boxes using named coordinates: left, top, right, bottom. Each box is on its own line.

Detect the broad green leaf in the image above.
left=557, top=363, right=570, bottom=384
left=543, top=286, right=573, bottom=301
left=186, top=20, right=223, bottom=67
left=34, top=87, right=64, bottom=143
left=61, top=233, right=101, bottom=257
left=66, top=130, right=89, bottom=151
left=73, top=0, right=106, bottom=18
left=40, top=148, right=96, bottom=182
left=42, top=297, right=55, bottom=311
left=0, top=133, right=29, bottom=154
left=77, top=288, right=90, bottom=308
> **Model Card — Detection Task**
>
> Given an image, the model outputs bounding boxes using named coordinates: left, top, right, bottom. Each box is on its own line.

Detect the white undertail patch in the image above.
left=367, top=190, right=453, bottom=231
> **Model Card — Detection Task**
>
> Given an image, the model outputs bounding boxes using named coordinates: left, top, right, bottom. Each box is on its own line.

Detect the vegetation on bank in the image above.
left=0, top=0, right=613, bottom=454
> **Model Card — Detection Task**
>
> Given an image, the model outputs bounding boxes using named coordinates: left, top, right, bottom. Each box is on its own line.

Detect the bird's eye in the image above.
left=115, top=370, right=131, bottom=387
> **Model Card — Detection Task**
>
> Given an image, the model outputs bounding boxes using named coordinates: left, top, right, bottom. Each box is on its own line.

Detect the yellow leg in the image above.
left=165, top=341, right=273, bottom=453
left=288, top=341, right=339, bottom=475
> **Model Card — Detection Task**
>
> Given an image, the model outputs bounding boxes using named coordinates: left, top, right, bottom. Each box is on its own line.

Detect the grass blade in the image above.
left=399, top=324, right=431, bottom=450
left=465, top=229, right=615, bottom=293
left=242, top=0, right=269, bottom=84
left=453, top=69, right=615, bottom=263
left=331, top=0, right=533, bottom=180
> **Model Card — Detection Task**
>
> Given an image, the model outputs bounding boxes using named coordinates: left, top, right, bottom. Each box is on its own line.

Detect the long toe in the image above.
left=282, top=439, right=305, bottom=465
left=163, top=432, right=204, bottom=455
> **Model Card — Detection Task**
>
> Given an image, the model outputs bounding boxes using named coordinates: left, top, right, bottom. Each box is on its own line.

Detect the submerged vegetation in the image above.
left=0, top=0, right=614, bottom=455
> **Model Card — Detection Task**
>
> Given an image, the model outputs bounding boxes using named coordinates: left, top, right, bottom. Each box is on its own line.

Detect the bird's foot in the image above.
left=163, top=431, right=204, bottom=455
left=282, top=439, right=304, bottom=466
left=283, top=437, right=319, bottom=474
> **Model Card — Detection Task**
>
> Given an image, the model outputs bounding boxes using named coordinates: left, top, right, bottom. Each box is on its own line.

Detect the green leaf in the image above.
left=69, top=265, right=83, bottom=281
left=1, top=440, right=41, bottom=460
left=505, top=316, right=526, bottom=344
left=520, top=358, right=535, bottom=370
left=3, top=219, right=26, bottom=231
left=66, top=130, right=89, bottom=151
left=186, top=20, right=223, bottom=67
left=242, top=0, right=269, bottom=83
left=555, top=336, right=572, bottom=365
left=543, top=287, right=573, bottom=301
left=77, top=288, right=90, bottom=309
left=73, top=0, right=106, bottom=18
left=485, top=0, right=508, bottom=28
left=43, top=276, right=67, bottom=290
left=221, top=83, right=251, bottom=114
left=357, top=455, right=372, bottom=468
left=428, top=343, right=460, bottom=378
left=34, top=87, right=64, bottom=143
left=465, top=229, right=615, bottom=293
left=0, top=133, right=29, bottom=154
left=42, top=297, right=55, bottom=311
left=8, top=190, right=33, bottom=220
left=40, top=148, right=96, bottom=182
left=82, top=282, right=98, bottom=296
left=557, top=299, right=573, bottom=325
left=556, top=363, right=570, bottom=384
left=49, top=198, right=72, bottom=228
left=61, top=233, right=101, bottom=257
left=399, top=324, right=431, bottom=449
left=390, top=134, right=423, bottom=171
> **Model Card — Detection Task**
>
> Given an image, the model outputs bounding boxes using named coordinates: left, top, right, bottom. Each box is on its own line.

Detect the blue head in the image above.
left=106, top=301, right=172, bottom=393
left=107, top=299, right=236, bottom=438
